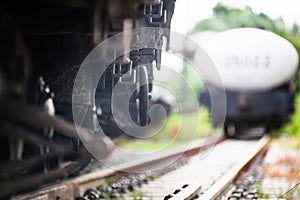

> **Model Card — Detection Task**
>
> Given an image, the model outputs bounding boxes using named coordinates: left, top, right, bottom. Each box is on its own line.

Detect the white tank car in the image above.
left=195, top=28, right=299, bottom=91
left=195, top=28, right=299, bottom=138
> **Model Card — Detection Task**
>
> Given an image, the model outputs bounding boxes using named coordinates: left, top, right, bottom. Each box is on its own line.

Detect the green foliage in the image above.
left=273, top=94, right=300, bottom=136
left=192, top=3, right=295, bottom=34
left=191, top=3, right=300, bottom=90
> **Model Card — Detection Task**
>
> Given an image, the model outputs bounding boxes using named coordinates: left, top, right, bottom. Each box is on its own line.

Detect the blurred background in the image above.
left=116, top=0, right=300, bottom=151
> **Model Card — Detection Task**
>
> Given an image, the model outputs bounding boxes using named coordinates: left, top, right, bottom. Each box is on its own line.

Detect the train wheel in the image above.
left=98, top=66, right=150, bottom=138
left=224, top=123, right=237, bottom=138
left=136, top=66, right=150, bottom=126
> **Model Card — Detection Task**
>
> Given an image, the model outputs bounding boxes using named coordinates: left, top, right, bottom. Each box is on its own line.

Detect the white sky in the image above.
left=172, top=0, right=300, bottom=34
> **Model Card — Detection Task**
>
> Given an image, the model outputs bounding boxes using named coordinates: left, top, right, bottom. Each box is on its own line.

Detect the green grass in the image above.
left=116, top=108, right=220, bottom=151
left=273, top=94, right=300, bottom=137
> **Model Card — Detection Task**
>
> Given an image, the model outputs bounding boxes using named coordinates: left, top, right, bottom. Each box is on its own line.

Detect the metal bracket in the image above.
left=112, top=59, right=135, bottom=84
left=144, top=2, right=167, bottom=26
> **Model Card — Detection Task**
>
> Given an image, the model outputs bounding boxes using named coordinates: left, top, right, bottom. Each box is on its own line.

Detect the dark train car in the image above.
left=197, top=28, right=299, bottom=138
left=0, top=0, right=176, bottom=197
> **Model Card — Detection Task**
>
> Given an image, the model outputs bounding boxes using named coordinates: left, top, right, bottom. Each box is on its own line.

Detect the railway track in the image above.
left=11, top=135, right=271, bottom=200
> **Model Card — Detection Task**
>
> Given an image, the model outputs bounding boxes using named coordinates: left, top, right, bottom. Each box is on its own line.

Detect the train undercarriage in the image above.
left=199, top=84, right=295, bottom=139
left=0, top=0, right=175, bottom=197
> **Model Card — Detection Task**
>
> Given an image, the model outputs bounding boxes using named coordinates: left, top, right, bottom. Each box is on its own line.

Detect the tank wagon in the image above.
left=197, top=28, right=299, bottom=138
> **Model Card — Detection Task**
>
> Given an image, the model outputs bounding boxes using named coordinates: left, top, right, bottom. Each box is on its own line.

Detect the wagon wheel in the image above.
left=129, top=66, right=150, bottom=127
left=136, top=66, right=150, bottom=126
left=224, top=123, right=239, bottom=138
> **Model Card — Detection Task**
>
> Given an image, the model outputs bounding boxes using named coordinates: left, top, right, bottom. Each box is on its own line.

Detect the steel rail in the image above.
left=12, top=135, right=222, bottom=199
left=197, top=135, right=270, bottom=200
